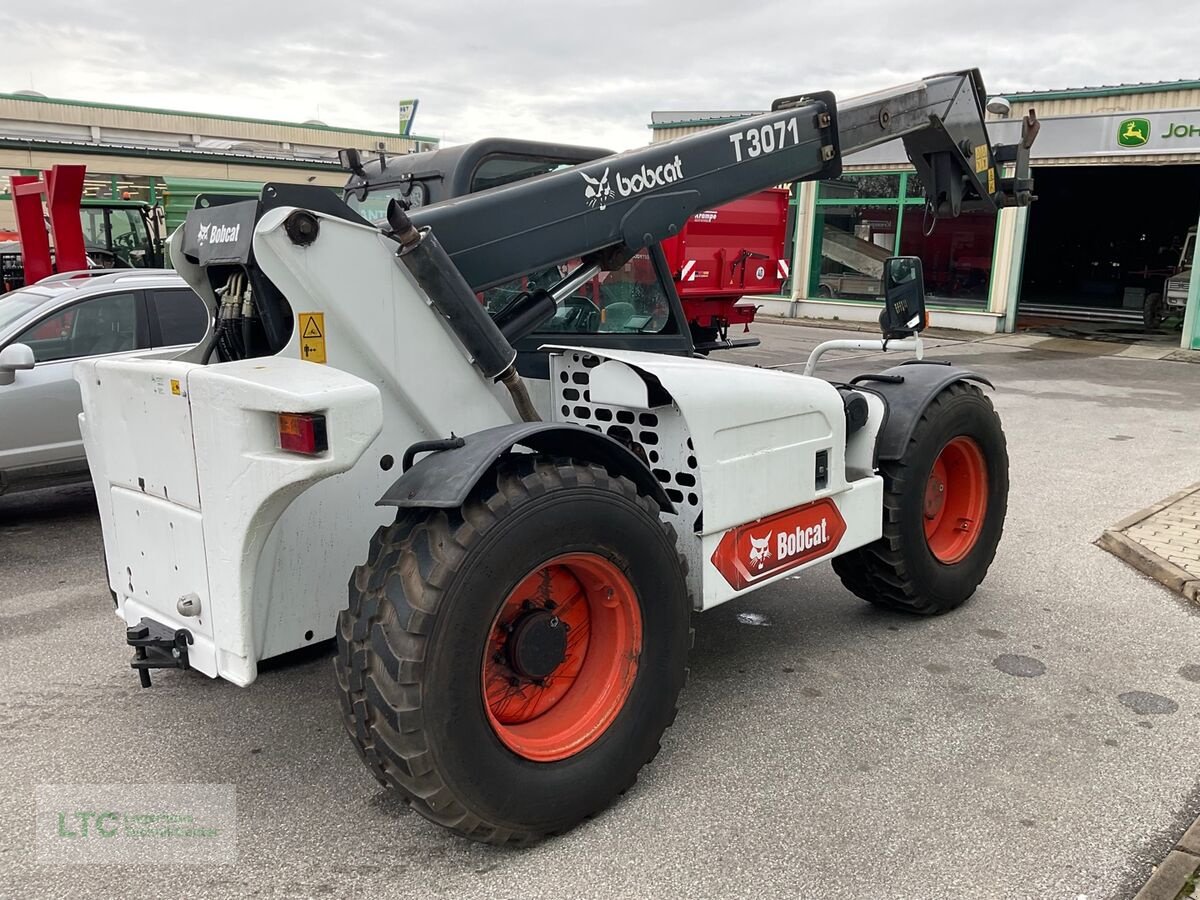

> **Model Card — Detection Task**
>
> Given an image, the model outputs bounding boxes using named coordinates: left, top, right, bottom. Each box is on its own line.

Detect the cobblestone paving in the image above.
left=1124, top=486, right=1200, bottom=580
left=1101, top=482, right=1200, bottom=603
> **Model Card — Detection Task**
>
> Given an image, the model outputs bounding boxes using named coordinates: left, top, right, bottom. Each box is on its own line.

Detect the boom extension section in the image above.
left=409, top=68, right=1034, bottom=290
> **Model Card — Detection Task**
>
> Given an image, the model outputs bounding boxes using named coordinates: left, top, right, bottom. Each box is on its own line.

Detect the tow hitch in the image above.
left=126, top=618, right=193, bottom=687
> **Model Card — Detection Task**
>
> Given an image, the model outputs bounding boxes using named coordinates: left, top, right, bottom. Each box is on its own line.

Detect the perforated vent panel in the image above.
left=551, top=351, right=703, bottom=602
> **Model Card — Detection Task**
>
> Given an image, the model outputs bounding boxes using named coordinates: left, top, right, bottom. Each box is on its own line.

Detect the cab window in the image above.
left=483, top=251, right=672, bottom=335
left=470, top=156, right=575, bottom=193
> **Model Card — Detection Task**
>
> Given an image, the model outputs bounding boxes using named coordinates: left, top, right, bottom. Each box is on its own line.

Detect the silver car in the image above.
left=0, top=270, right=210, bottom=495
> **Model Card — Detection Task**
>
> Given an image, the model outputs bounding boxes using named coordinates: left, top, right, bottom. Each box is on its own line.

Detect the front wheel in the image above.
left=334, top=456, right=690, bottom=845
left=832, top=382, right=1009, bottom=614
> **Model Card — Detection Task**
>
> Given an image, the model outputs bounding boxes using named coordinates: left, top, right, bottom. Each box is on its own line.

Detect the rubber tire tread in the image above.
left=832, top=381, right=1009, bottom=615
left=333, top=454, right=689, bottom=845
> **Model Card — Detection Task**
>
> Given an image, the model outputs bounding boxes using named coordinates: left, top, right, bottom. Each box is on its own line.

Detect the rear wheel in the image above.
left=334, top=456, right=690, bottom=845
left=1143, top=291, right=1163, bottom=329
left=832, top=382, right=1008, bottom=614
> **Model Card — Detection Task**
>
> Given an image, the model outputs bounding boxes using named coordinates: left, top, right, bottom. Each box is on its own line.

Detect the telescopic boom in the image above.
left=407, top=68, right=1036, bottom=290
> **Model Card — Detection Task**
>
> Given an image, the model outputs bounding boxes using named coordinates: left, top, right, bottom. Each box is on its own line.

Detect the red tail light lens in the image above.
left=278, top=412, right=328, bottom=455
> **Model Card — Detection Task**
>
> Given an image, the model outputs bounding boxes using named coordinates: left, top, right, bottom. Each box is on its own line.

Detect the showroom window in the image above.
left=810, top=170, right=997, bottom=309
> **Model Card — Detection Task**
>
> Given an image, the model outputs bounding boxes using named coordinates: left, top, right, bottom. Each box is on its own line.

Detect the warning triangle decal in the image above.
left=302, top=317, right=323, bottom=338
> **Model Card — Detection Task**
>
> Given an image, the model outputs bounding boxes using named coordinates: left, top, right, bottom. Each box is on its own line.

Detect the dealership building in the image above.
left=652, top=79, right=1200, bottom=351
left=0, top=90, right=437, bottom=231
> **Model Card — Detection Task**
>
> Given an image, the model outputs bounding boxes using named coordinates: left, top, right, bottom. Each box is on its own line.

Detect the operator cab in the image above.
left=342, top=138, right=612, bottom=221
left=341, top=139, right=696, bottom=375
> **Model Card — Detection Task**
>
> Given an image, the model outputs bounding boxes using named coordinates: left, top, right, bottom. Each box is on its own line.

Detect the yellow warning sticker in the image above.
left=298, top=312, right=326, bottom=364
left=170, top=378, right=181, bottom=396
left=987, top=167, right=996, bottom=195
left=974, top=144, right=989, bottom=174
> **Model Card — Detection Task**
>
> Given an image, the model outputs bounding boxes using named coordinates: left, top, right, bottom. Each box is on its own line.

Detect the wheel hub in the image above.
left=482, top=553, right=643, bottom=762
left=924, top=475, right=946, bottom=519
left=923, top=436, right=988, bottom=565
left=505, top=609, right=567, bottom=680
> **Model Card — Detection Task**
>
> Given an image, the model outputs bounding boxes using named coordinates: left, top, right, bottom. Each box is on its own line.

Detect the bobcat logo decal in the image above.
left=196, top=222, right=211, bottom=245
left=748, top=532, right=772, bottom=571
left=581, top=168, right=614, bottom=211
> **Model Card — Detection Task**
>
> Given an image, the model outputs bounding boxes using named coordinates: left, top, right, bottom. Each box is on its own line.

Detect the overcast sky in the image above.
left=5, top=1, right=1198, bottom=151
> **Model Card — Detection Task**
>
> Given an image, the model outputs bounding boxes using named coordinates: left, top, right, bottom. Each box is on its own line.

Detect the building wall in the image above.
left=648, top=82, right=1200, bottom=334
left=0, top=92, right=437, bottom=231
left=0, top=93, right=435, bottom=155
left=993, top=88, right=1200, bottom=120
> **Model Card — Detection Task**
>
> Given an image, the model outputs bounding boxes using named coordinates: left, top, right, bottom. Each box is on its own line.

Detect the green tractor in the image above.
left=78, top=198, right=165, bottom=269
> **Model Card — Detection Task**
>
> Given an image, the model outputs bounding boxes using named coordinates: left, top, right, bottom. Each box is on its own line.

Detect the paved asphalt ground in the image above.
left=3, top=321, right=1200, bottom=899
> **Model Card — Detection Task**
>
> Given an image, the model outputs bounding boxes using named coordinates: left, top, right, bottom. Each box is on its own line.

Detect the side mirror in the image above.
left=338, top=148, right=365, bottom=176
left=0, top=342, right=35, bottom=386
left=879, top=256, right=927, bottom=339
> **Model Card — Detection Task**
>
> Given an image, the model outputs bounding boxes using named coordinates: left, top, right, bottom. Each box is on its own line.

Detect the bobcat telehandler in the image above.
left=76, top=69, right=1037, bottom=844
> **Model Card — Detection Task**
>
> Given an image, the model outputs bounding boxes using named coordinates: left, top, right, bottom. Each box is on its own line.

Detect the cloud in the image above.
left=4, top=0, right=1197, bottom=152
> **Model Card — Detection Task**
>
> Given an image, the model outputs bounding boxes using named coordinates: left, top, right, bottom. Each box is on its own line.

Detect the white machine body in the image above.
left=78, top=209, right=886, bottom=685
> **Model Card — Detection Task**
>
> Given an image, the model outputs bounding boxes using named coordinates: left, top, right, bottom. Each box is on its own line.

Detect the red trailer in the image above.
left=660, top=186, right=790, bottom=351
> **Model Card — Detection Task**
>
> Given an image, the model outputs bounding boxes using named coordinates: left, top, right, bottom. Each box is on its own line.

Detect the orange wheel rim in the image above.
left=481, top=553, right=642, bottom=762
left=923, top=436, right=988, bottom=564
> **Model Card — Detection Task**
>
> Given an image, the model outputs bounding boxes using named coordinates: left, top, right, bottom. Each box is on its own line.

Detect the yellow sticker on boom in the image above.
left=987, top=167, right=996, bottom=195
left=298, top=312, right=326, bottom=364
left=974, top=144, right=989, bottom=174
left=170, top=378, right=181, bottom=396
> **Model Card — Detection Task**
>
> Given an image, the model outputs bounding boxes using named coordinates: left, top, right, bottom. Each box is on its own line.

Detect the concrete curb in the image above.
left=1096, top=531, right=1200, bottom=601
left=1133, top=846, right=1199, bottom=900
left=754, top=313, right=1200, bottom=363
left=752, top=314, right=981, bottom=342
left=1097, top=482, right=1200, bottom=605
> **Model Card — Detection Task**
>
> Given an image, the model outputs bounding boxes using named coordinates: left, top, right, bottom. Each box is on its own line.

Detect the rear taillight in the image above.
left=278, top=412, right=328, bottom=455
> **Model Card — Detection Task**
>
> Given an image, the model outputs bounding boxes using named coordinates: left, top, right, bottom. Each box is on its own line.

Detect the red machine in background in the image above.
left=661, top=186, right=791, bottom=351
left=10, top=165, right=90, bottom=285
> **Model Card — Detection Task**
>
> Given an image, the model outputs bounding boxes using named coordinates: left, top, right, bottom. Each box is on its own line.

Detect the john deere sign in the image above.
left=1118, top=118, right=1150, bottom=147
left=843, top=107, right=1200, bottom=166
left=1116, top=115, right=1200, bottom=150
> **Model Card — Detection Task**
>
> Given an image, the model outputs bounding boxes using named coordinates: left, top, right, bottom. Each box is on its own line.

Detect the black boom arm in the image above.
left=409, top=68, right=1035, bottom=291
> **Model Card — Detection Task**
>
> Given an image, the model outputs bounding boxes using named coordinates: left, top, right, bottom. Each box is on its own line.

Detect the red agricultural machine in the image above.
left=660, top=186, right=791, bottom=350
left=2, top=165, right=164, bottom=292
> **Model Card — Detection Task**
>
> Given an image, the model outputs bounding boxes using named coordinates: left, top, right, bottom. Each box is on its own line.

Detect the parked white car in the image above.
left=0, top=270, right=209, bottom=495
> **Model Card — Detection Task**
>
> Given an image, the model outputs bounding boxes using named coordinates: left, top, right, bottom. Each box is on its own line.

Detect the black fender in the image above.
left=377, top=422, right=675, bottom=512
left=849, top=361, right=993, bottom=462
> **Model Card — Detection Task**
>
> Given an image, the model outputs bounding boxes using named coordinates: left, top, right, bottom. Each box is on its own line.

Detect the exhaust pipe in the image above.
left=387, top=201, right=540, bottom=422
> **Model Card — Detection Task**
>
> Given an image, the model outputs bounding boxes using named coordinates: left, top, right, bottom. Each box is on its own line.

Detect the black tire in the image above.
left=1143, top=292, right=1163, bottom=330
left=334, top=456, right=690, bottom=845
left=832, top=382, right=1008, bottom=615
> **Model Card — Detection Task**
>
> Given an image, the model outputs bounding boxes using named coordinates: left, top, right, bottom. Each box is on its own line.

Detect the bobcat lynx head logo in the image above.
left=196, top=222, right=211, bottom=245
left=581, top=168, right=614, bottom=210
left=748, top=532, right=772, bottom=570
